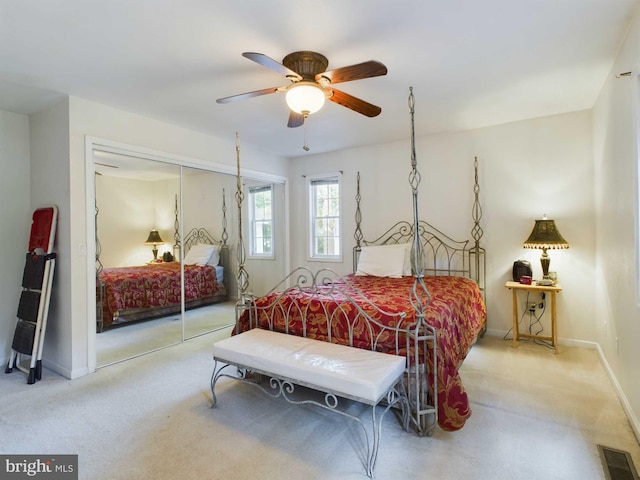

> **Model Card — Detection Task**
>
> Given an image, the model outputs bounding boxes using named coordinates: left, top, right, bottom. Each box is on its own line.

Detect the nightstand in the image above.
left=505, top=281, right=563, bottom=352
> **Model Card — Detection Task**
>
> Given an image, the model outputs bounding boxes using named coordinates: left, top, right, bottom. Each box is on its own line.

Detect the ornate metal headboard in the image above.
left=355, top=219, right=472, bottom=277
left=173, top=189, right=229, bottom=258
left=183, top=227, right=224, bottom=252
left=353, top=157, right=485, bottom=294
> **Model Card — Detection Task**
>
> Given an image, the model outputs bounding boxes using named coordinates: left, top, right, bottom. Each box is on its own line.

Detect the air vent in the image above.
left=598, top=445, right=639, bottom=480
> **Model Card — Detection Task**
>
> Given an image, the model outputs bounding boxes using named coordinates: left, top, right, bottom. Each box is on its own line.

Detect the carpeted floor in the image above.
left=1, top=331, right=639, bottom=480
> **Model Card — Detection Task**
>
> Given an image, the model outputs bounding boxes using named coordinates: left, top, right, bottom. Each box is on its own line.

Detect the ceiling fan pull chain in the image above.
left=303, top=119, right=310, bottom=151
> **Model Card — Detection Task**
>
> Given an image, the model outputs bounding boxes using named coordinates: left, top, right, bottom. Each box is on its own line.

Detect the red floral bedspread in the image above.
left=236, top=274, right=486, bottom=431
left=99, top=263, right=219, bottom=328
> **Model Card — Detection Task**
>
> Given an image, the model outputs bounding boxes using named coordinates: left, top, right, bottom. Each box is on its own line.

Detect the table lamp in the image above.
left=145, top=229, right=164, bottom=260
left=523, top=215, right=569, bottom=286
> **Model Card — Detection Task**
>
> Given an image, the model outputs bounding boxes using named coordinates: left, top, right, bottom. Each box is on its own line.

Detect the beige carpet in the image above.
left=1, top=331, right=639, bottom=480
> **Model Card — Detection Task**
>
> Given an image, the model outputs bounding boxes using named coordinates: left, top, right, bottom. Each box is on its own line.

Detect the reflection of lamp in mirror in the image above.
left=523, top=215, right=569, bottom=286
left=145, top=229, right=164, bottom=260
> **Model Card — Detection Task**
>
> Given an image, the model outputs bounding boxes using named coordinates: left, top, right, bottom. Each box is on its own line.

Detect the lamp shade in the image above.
left=145, top=229, right=164, bottom=245
left=285, top=82, right=326, bottom=115
left=523, top=215, right=568, bottom=285
left=523, top=217, right=569, bottom=250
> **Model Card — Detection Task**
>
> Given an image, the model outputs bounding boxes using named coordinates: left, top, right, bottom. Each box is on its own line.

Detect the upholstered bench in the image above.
left=211, top=328, right=409, bottom=478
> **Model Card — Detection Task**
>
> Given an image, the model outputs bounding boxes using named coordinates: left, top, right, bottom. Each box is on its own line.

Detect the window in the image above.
left=308, top=175, right=341, bottom=260
left=248, top=184, right=273, bottom=258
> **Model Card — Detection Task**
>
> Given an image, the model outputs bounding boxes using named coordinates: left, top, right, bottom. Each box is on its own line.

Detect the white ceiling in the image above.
left=0, top=0, right=636, bottom=158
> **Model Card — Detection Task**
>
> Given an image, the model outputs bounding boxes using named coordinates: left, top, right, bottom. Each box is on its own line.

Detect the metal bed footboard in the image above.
left=235, top=267, right=438, bottom=436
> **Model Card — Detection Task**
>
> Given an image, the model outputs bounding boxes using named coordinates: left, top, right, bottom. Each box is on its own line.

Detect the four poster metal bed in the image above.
left=213, top=88, right=486, bottom=440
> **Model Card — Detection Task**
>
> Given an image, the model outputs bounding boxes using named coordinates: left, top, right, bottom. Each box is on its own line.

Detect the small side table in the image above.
left=505, top=281, right=563, bottom=352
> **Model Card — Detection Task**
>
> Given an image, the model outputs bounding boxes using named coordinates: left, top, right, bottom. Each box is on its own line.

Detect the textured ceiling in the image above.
left=0, top=0, right=636, bottom=158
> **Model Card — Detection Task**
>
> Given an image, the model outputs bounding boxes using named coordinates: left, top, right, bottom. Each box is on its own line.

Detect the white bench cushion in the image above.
left=213, top=328, right=406, bottom=403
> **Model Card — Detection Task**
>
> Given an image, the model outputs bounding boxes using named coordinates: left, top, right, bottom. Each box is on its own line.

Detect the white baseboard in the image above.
left=1, top=354, right=79, bottom=381
left=594, top=343, right=640, bottom=444
left=42, top=358, right=89, bottom=380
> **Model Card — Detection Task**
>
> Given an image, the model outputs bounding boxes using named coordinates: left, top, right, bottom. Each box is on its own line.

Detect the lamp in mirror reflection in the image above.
left=144, top=229, right=164, bottom=260
left=523, top=214, right=569, bottom=286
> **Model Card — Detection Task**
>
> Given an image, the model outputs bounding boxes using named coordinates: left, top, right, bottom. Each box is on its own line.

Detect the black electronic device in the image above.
left=512, top=260, right=532, bottom=282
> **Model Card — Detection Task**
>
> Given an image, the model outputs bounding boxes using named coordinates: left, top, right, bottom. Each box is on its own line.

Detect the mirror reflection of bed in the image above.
left=96, top=228, right=236, bottom=366
left=94, top=155, right=238, bottom=367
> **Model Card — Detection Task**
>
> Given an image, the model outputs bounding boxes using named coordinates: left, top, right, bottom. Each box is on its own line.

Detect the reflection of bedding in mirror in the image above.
left=95, top=166, right=231, bottom=331
left=98, top=228, right=228, bottom=330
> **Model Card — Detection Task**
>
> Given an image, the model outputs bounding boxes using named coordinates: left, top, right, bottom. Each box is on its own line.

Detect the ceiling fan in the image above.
left=216, top=51, right=388, bottom=128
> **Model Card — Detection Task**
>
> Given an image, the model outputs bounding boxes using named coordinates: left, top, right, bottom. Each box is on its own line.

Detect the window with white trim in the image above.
left=308, top=175, right=341, bottom=260
left=248, top=184, right=273, bottom=258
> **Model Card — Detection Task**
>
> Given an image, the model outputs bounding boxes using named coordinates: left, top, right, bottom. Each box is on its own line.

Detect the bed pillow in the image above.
left=355, top=244, right=406, bottom=278
left=183, top=243, right=216, bottom=266
left=206, top=244, right=221, bottom=266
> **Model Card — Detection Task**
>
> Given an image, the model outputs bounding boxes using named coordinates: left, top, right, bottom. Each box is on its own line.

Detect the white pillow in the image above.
left=356, top=244, right=406, bottom=278
left=183, top=243, right=216, bottom=266
left=206, top=244, right=221, bottom=266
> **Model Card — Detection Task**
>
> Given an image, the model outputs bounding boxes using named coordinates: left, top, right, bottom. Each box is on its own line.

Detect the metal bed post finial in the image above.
left=235, top=133, right=250, bottom=301
left=221, top=188, right=228, bottom=247
left=353, top=171, right=364, bottom=271
left=471, top=157, right=484, bottom=246
left=469, top=156, right=486, bottom=314
left=407, top=87, right=431, bottom=318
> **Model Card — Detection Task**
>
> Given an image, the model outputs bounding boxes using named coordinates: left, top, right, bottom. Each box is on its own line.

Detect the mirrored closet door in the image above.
left=91, top=146, right=288, bottom=368
left=94, top=153, right=186, bottom=366
left=180, top=167, right=238, bottom=340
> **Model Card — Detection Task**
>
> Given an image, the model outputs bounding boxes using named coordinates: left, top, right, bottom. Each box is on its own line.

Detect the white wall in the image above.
left=29, top=99, right=72, bottom=377
left=0, top=110, right=30, bottom=364
left=289, top=109, right=595, bottom=342
left=592, top=3, right=640, bottom=439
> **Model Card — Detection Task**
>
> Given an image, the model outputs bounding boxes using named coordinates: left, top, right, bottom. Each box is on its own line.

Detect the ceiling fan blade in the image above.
left=287, top=111, right=305, bottom=128
left=242, top=52, right=302, bottom=80
left=328, top=89, right=382, bottom=117
left=317, top=60, right=387, bottom=85
left=216, top=86, right=282, bottom=104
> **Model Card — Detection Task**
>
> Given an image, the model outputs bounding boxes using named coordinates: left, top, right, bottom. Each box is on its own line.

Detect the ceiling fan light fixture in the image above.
left=285, top=82, right=325, bottom=115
